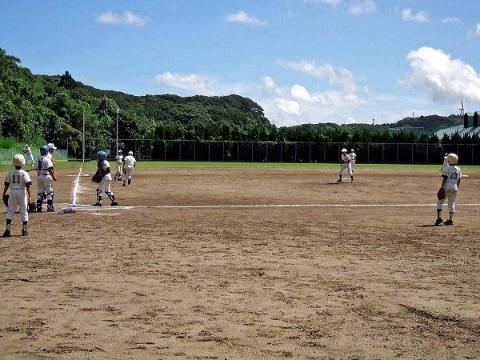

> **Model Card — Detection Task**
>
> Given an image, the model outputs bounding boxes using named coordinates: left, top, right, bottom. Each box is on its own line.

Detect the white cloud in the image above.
left=407, top=47, right=480, bottom=102
left=441, top=17, right=461, bottom=24
left=305, top=0, right=341, bottom=7
left=473, top=23, right=480, bottom=37
left=276, top=98, right=301, bottom=116
left=348, top=0, right=376, bottom=15
left=225, top=11, right=266, bottom=27
left=278, top=60, right=357, bottom=93
left=401, top=8, right=428, bottom=23
left=97, top=10, right=146, bottom=27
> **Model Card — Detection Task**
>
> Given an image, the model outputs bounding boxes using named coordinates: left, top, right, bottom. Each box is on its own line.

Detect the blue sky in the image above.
left=1, top=0, right=480, bottom=126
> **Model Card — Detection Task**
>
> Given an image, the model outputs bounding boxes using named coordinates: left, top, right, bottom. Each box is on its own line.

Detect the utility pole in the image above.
left=116, top=107, right=120, bottom=155
left=82, top=107, right=85, bottom=162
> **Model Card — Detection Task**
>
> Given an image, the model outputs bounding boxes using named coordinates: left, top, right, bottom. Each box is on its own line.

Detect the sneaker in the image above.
left=128, top=179, right=131, bottom=185
left=2, top=230, right=11, bottom=238
left=444, top=220, right=453, bottom=226
left=122, top=182, right=126, bottom=187
left=47, top=207, right=54, bottom=213
left=93, top=202, right=102, bottom=207
left=336, top=179, right=342, bottom=183
left=435, top=218, right=443, bottom=226
left=111, top=201, right=118, bottom=206
left=22, top=229, right=28, bottom=236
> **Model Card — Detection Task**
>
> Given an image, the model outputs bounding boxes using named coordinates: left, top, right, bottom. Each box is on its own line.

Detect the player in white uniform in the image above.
left=94, top=151, right=118, bottom=207
left=23, top=144, right=34, bottom=168
left=3, top=154, right=32, bottom=237
left=337, top=148, right=353, bottom=183
left=46, top=143, right=57, bottom=161
left=114, top=150, right=124, bottom=181
left=349, top=148, right=357, bottom=173
left=435, top=153, right=461, bottom=226
left=122, top=151, right=136, bottom=186
left=36, top=145, right=57, bottom=212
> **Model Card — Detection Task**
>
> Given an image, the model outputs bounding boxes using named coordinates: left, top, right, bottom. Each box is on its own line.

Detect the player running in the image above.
left=3, top=154, right=32, bottom=237
left=93, top=151, right=118, bottom=207
left=36, top=145, right=57, bottom=212
left=114, top=150, right=124, bottom=181
left=435, top=153, right=461, bottom=226
left=122, top=151, right=136, bottom=186
left=337, top=148, right=353, bottom=183
left=23, top=144, right=34, bottom=168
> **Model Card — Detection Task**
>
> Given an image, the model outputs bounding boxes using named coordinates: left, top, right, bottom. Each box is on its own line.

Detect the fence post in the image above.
left=208, top=143, right=211, bottom=161
left=150, top=140, right=152, bottom=160
left=265, top=143, right=268, bottom=162
left=280, top=142, right=283, bottom=162
left=323, top=143, right=326, bottom=162
left=309, top=143, right=312, bottom=162
left=222, top=142, right=225, bottom=161
left=396, top=143, right=399, bottom=163
left=135, top=140, right=137, bottom=159
left=426, top=143, right=429, bottom=164
left=237, top=142, right=239, bottom=161
left=179, top=141, right=182, bottom=161
left=382, top=143, right=385, bottom=163
left=164, top=141, right=166, bottom=161
left=367, top=143, right=370, bottom=163
left=294, top=143, right=297, bottom=162
left=194, top=142, right=196, bottom=161
left=251, top=142, right=254, bottom=162
left=411, top=144, right=414, bottom=164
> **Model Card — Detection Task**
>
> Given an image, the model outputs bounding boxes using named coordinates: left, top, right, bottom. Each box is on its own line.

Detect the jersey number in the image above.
left=449, top=173, right=458, bottom=180
left=11, top=175, right=21, bottom=184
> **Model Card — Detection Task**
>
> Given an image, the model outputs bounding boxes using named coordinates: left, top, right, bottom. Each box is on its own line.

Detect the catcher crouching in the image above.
left=92, top=151, right=118, bottom=207
left=435, top=153, right=461, bottom=226
left=2, top=154, right=32, bottom=237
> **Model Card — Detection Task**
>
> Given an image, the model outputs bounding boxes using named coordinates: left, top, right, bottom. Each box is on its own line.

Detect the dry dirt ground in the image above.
left=1, top=166, right=480, bottom=359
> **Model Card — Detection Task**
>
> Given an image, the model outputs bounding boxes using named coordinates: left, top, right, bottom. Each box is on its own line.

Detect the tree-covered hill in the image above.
left=1, top=48, right=478, bottom=156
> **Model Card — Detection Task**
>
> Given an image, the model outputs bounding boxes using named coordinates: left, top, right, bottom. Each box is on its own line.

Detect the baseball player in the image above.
left=114, top=150, right=124, bottom=181
left=349, top=148, right=357, bottom=173
left=93, top=151, right=118, bottom=207
left=337, top=148, right=353, bottom=183
left=3, top=154, right=32, bottom=237
left=46, top=143, right=57, bottom=163
left=36, top=145, right=57, bottom=212
left=122, top=151, right=136, bottom=186
left=435, top=153, right=461, bottom=226
left=441, top=152, right=448, bottom=173
left=23, top=144, right=34, bottom=168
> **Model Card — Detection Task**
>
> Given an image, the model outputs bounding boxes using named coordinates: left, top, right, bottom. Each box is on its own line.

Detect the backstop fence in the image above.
left=0, top=149, right=68, bottom=165
left=88, top=140, right=480, bottom=165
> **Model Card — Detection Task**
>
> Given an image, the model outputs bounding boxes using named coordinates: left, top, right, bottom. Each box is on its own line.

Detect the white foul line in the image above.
left=68, top=203, right=480, bottom=212
left=71, top=162, right=84, bottom=206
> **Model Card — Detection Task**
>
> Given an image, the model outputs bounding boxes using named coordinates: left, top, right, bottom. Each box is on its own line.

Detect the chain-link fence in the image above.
left=89, top=140, right=480, bottom=165
left=0, top=149, right=68, bottom=164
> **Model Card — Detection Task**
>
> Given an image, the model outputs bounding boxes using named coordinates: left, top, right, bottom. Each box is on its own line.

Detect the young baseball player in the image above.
left=122, top=151, right=136, bottom=186
left=3, top=154, right=32, bottom=237
left=36, top=145, right=57, bottom=212
left=337, top=148, right=353, bottom=183
left=46, top=143, right=57, bottom=165
left=349, top=148, right=357, bottom=173
left=23, top=144, right=34, bottom=168
left=114, top=150, right=124, bottom=181
left=435, top=153, right=461, bottom=226
left=93, top=151, right=118, bottom=207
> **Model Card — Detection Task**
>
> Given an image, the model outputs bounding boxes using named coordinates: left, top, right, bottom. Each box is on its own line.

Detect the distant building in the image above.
left=435, top=113, right=480, bottom=138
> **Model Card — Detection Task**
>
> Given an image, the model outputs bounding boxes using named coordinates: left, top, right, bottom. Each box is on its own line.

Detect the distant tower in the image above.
left=412, top=112, right=415, bottom=118
left=459, top=101, right=465, bottom=116
left=372, top=118, right=375, bottom=126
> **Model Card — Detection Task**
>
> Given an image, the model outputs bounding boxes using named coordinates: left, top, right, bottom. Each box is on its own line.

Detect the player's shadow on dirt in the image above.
left=326, top=182, right=342, bottom=185
left=416, top=224, right=441, bottom=228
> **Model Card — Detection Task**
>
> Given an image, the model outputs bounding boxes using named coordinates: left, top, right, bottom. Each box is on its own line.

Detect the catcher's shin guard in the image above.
left=36, top=193, right=45, bottom=212
left=46, top=192, right=55, bottom=212
left=106, top=191, right=118, bottom=206
left=96, top=189, right=103, bottom=204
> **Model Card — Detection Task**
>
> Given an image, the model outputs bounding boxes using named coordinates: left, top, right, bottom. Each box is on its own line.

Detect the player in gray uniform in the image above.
left=36, top=145, right=57, bottom=212
left=93, top=151, right=118, bottom=207
left=435, top=153, right=462, bottom=226
left=3, top=154, right=32, bottom=237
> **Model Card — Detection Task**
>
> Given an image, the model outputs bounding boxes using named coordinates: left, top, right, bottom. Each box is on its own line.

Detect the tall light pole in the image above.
left=116, top=107, right=120, bottom=155
left=82, top=107, right=85, bottom=162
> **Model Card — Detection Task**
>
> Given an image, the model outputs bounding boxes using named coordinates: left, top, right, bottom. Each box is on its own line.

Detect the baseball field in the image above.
left=1, top=162, right=480, bottom=359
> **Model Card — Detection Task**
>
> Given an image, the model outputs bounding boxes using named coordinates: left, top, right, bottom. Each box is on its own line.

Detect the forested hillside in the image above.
left=0, top=48, right=477, bottom=157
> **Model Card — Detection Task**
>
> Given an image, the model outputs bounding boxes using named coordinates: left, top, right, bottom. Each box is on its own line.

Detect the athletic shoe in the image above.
left=2, top=230, right=11, bottom=238
left=22, top=229, right=28, bottom=236
left=444, top=220, right=453, bottom=226
left=128, top=179, right=131, bottom=185
left=122, top=182, right=126, bottom=187
left=336, top=179, right=342, bottom=183
left=93, top=202, right=102, bottom=207
left=47, top=207, right=54, bottom=213
left=111, top=201, right=118, bottom=206
left=435, top=218, right=443, bottom=226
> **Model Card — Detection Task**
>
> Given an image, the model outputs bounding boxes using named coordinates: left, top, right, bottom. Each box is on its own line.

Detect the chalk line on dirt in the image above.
left=71, top=162, right=84, bottom=205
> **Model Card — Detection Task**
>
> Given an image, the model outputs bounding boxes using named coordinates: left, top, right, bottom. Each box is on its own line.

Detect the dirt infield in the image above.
left=1, top=167, right=479, bottom=359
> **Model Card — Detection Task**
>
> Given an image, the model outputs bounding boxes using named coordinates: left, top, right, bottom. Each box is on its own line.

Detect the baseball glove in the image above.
left=91, top=170, right=103, bottom=183
left=437, top=188, right=446, bottom=200
left=28, top=202, right=36, bottom=213
left=3, top=194, right=9, bottom=207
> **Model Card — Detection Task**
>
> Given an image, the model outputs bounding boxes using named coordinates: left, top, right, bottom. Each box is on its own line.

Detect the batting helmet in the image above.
left=40, top=145, right=49, bottom=155
left=97, top=151, right=107, bottom=161
left=128, top=151, right=133, bottom=156
left=341, top=148, right=348, bottom=153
